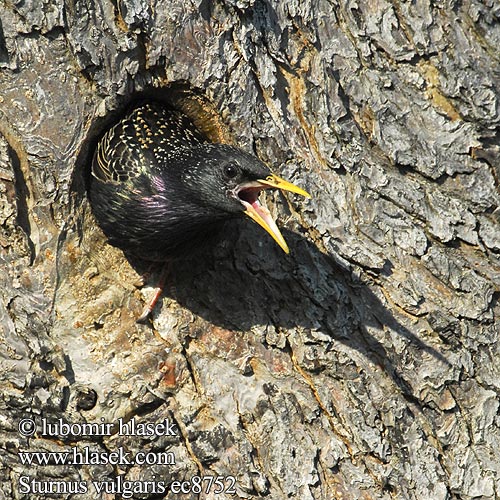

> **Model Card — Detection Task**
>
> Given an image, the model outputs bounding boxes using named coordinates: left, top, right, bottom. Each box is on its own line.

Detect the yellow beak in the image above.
left=257, top=175, right=311, bottom=199
left=239, top=174, right=310, bottom=254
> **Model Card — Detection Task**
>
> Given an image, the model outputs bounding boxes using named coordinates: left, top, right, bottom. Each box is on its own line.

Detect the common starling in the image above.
left=89, top=101, right=310, bottom=320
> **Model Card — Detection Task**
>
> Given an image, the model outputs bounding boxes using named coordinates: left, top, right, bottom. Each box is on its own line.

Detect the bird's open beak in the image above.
left=236, top=174, right=311, bottom=254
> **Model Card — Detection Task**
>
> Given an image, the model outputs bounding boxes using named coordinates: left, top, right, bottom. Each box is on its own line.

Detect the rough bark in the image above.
left=0, top=1, right=499, bottom=499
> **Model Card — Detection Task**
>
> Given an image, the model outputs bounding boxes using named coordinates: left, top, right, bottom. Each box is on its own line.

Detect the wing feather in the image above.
left=91, top=102, right=207, bottom=184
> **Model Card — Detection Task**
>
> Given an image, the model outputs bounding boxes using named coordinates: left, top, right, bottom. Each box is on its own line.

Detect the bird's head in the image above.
left=177, top=144, right=310, bottom=253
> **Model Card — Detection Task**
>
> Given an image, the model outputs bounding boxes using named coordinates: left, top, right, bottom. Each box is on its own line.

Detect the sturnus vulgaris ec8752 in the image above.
left=89, top=101, right=310, bottom=319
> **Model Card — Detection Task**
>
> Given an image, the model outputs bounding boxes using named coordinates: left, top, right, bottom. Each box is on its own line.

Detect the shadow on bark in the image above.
left=120, top=219, right=449, bottom=399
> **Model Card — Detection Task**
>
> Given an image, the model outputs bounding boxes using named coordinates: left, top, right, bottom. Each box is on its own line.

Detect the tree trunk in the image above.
left=1, top=1, right=499, bottom=499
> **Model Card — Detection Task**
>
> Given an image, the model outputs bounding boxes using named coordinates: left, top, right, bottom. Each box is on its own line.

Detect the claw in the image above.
left=135, top=263, right=170, bottom=323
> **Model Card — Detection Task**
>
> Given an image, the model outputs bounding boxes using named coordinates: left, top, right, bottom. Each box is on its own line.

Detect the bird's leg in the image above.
left=136, top=262, right=171, bottom=323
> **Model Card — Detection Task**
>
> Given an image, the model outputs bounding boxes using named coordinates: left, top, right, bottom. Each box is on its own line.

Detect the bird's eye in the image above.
left=224, top=163, right=239, bottom=179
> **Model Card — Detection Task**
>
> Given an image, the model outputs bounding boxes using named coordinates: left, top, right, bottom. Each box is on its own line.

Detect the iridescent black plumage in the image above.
left=89, top=101, right=310, bottom=319
left=90, top=102, right=272, bottom=261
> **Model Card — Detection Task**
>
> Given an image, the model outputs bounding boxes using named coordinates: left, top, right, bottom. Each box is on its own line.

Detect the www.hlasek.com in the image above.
left=18, top=445, right=174, bottom=466
left=17, top=417, right=237, bottom=497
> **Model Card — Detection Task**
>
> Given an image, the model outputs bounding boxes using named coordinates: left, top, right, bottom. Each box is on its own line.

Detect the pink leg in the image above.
left=136, top=263, right=170, bottom=323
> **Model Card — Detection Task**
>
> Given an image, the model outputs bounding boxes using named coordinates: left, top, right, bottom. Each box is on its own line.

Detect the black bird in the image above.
left=89, top=101, right=310, bottom=320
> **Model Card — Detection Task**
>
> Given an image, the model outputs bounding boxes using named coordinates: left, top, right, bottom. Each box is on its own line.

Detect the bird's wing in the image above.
left=140, top=102, right=208, bottom=164
left=92, top=102, right=207, bottom=184
left=92, top=119, right=146, bottom=183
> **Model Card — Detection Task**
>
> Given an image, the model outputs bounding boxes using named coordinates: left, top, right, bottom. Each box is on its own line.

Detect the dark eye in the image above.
left=224, top=163, right=239, bottom=179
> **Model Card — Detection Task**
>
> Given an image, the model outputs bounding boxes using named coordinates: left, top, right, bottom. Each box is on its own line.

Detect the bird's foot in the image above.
left=136, top=286, right=164, bottom=323
left=133, top=263, right=156, bottom=287
left=134, top=276, right=147, bottom=288
left=135, top=262, right=171, bottom=323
